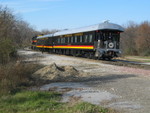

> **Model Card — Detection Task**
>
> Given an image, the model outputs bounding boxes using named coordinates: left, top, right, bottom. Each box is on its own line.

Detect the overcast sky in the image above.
left=1, top=0, right=150, bottom=31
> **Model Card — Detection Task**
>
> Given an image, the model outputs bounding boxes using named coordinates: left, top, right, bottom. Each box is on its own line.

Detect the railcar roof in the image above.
left=37, top=34, right=53, bottom=39
left=54, top=22, right=124, bottom=36
left=37, top=22, right=124, bottom=39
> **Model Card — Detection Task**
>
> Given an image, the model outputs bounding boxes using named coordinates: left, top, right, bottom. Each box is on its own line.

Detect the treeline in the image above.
left=0, top=5, right=42, bottom=94
left=0, top=5, right=59, bottom=64
left=121, top=21, right=150, bottom=56
left=0, top=5, right=150, bottom=64
left=0, top=5, right=38, bottom=64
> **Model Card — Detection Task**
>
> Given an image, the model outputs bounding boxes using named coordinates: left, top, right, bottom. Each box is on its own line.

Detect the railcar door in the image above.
left=94, top=32, right=102, bottom=57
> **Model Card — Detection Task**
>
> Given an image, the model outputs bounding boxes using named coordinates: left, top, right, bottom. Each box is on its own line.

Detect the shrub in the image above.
left=0, top=62, right=41, bottom=95
left=0, top=39, right=17, bottom=64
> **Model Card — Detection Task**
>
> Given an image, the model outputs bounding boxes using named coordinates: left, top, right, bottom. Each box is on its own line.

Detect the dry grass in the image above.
left=0, top=62, right=43, bottom=95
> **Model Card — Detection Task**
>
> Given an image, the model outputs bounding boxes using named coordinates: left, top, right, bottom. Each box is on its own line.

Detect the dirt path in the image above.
left=19, top=50, right=150, bottom=113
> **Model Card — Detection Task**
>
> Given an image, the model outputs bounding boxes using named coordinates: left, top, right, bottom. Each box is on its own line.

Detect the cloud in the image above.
left=16, top=8, right=48, bottom=13
left=1, top=1, right=20, bottom=7
left=0, top=0, right=64, bottom=14
left=32, top=0, right=64, bottom=2
left=1, top=0, right=49, bottom=14
left=1, top=1, right=28, bottom=8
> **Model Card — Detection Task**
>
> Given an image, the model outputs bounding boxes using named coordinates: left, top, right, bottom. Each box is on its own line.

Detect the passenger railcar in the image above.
left=31, top=36, right=37, bottom=49
left=33, top=21, right=124, bottom=59
left=31, top=34, right=43, bottom=50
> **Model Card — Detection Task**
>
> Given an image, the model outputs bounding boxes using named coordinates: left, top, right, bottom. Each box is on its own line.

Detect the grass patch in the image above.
left=0, top=91, right=116, bottom=113
left=125, top=56, right=150, bottom=63
left=61, top=102, right=111, bottom=113
left=119, top=56, right=150, bottom=63
left=0, top=91, right=62, bottom=113
left=132, top=56, right=150, bottom=59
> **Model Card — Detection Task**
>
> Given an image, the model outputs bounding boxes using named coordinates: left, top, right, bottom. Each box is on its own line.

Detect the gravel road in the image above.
left=19, top=50, right=150, bottom=113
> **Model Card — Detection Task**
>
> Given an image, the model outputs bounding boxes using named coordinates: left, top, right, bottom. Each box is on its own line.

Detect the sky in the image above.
left=1, top=0, right=150, bottom=31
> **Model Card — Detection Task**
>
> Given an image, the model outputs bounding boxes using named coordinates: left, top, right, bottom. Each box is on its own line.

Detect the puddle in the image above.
left=62, top=89, right=118, bottom=105
left=40, top=82, right=87, bottom=91
left=39, top=82, right=142, bottom=109
left=40, top=82, right=118, bottom=105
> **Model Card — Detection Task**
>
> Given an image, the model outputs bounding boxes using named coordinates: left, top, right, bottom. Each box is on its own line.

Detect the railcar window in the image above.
left=77, top=36, right=80, bottom=42
left=71, top=36, right=73, bottom=43
left=64, top=37, right=66, bottom=43
left=96, top=34, right=99, bottom=41
left=67, top=37, right=69, bottom=43
left=80, top=36, right=83, bottom=43
left=112, top=33, right=120, bottom=42
left=75, top=36, right=77, bottom=43
left=89, top=34, right=93, bottom=42
left=103, top=33, right=106, bottom=41
left=63, top=38, right=65, bottom=43
left=101, top=32, right=120, bottom=41
left=60, top=38, right=62, bottom=43
left=85, top=35, right=88, bottom=43
left=61, top=38, right=64, bottom=43
left=58, top=38, right=60, bottom=43
left=66, top=37, right=68, bottom=43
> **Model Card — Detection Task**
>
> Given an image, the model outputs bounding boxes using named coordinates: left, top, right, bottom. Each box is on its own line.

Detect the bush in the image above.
left=0, top=62, right=41, bottom=95
left=0, top=39, right=17, bottom=64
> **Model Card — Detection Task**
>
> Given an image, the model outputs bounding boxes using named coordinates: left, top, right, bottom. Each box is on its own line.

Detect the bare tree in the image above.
left=121, top=22, right=138, bottom=55
left=0, top=5, right=37, bottom=63
left=136, top=21, right=150, bottom=55
left=0, top=6, right=15, bottom=40
left=121, top=21, right=150, bottom=56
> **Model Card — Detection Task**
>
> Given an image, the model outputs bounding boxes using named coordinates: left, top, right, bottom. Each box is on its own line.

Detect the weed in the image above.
left=0, top=91, right=117, bottom=113
left=0, top=91, right=62, bottom=113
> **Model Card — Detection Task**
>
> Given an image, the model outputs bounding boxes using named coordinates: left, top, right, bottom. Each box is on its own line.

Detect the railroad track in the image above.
left=26, top=49, right=150, bottom=70
left=53, top=53, right=150, bottom=70
left=62, top=54, right=150, bottom=70
left=101, top=59, right=150, bottom=70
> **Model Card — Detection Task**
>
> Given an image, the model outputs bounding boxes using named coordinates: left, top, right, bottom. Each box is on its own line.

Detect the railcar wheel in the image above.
left=89, top=53, right=94, bottom=59
left=107, top=57, right=112, bottom=61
